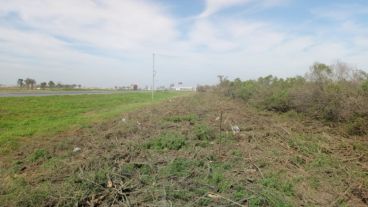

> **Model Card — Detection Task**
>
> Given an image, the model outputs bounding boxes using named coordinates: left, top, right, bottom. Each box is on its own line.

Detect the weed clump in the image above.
left=165, top=114, right=199, bottom=124
left=163, top=158, right=198, bottom=177
left=261, top=174, right=294, bottom=196
left=194, top=124, right=215, bottom=140
left=207, top=162, right=233, bottom=193
left=144, top=132, right=186, bottom=150
left=29, top=148, right=50, bottom=162
left=346, top=117, right=368, bottom=135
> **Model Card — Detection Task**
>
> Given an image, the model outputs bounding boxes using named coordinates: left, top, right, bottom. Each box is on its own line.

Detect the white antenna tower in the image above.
left=152, top=52, right=156, bottom=101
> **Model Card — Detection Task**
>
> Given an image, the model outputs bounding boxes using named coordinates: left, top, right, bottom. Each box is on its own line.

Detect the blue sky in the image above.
left=1, top=0, right=368, bottom=87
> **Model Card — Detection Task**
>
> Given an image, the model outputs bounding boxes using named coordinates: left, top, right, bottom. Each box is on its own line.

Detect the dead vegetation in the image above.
left=0, top=93, right=367, bottom=206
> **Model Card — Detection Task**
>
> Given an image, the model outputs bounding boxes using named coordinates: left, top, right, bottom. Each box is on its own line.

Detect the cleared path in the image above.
left=0, top=90, right=117, bottom=97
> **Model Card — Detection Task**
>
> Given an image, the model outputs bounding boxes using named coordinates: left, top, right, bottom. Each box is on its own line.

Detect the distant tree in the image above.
left=306, top=63, right=333, bottom=90
left=332, top=61, right=351, bottom=81
left=17, top=79, right=24, bottom=88
left=217, top=75, right=225, bottom=84
left=25, top=78, right=33, bottom=89
left=30, top=79, right=36, bottom=89
left=48, top=81, right=55, bottom=88
left=306, top=62, right=332, bottom=83
left=40, top=82, right=47, bottom=89
left=78, top=84, right=82, bottom=88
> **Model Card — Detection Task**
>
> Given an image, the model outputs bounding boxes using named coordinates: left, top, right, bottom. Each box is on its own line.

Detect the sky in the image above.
left=1, top=0, right=368, bottom=88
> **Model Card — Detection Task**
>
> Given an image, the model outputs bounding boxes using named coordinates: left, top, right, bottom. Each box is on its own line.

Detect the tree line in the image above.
left=17, top=78, right=82, bottom=89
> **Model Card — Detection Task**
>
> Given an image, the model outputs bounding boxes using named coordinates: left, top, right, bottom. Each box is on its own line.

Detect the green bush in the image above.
left=263, top=89, right=290, bottom=112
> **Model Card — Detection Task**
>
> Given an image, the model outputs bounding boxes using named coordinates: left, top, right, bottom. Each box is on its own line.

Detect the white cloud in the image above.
left=0, top=0, right=367, bottom=87
left=199, top=0, right=251, bottom=17
left=199, top=0, right=288, bottom=18
left=0, top=0, right=177, bottom=52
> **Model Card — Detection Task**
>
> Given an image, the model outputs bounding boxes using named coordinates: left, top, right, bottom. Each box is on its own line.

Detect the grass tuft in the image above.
left=144, top=132, right=187, bottom=150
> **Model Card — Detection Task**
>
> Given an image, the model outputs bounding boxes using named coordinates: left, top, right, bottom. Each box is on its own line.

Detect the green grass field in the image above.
left=0, top=92, right=180, bottom=153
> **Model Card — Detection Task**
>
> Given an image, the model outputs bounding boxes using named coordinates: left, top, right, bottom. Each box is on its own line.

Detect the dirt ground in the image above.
left=1, top=92, right=367, bottom=206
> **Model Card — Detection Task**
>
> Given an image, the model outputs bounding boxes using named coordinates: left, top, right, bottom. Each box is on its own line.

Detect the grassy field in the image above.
left=0, top=91, right=181, bottom=153
left=1, top=92, right=367, bottom=206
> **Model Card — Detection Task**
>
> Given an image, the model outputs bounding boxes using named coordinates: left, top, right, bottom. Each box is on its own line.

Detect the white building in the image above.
left=174, top=86, right=196, bottom=91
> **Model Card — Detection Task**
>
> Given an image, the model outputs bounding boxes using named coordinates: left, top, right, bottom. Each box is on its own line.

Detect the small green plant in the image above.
left=194, top=124, right=214, bottom=140
left=164, top=158, right=195, bottom=177
left=208, top=171, right=231, bottom=192
left=234, top=186, right=246, bottom=200
left=207, top=162, right=233, bottom=192
left=260, top=174, right=294, bottom=196
left=29, top=148, right=50, bottom=162
left=144, top=132, right=187, bottom=150
left=165, top=114, right=199, bottom=124
left=308, top=153, right=336, bottom=170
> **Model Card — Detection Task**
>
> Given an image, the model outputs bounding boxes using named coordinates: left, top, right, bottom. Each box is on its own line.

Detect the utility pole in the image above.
left=152, top=52, right=155, bottom=101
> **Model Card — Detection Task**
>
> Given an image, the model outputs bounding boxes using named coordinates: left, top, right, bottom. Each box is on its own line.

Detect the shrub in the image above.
left=219, top=61, right=368, bottom=135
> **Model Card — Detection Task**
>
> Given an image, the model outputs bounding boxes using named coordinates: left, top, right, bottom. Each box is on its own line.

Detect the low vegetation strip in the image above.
left=0, top=93, right=366, bottom=206
left=218, top=62, right=368, bottom=135
left=0, top=91, right=180, bottom=153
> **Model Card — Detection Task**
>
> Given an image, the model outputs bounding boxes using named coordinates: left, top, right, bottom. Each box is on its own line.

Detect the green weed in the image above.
left=165, top=114, right=199, bottom=124
left=194, top=124, right=215, bottom=140
left=144, top=132, right=187, bottom=150
left=29, top=148, right=50, bottom=162
left=260, top=174, right=294, bottom=196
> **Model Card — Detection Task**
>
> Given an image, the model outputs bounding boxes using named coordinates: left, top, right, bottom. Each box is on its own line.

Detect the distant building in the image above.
left=174, top=86, right=196, bottom=91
